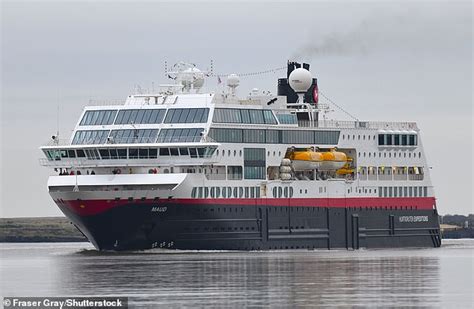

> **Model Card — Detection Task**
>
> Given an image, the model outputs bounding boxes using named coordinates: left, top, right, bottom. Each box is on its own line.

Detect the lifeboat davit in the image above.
left=320, top=149, right=348, bottom=171
left=289, top=150, right=323, bottom=171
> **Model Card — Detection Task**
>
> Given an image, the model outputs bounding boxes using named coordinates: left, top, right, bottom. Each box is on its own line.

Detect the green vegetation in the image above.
left=0, top=217, right=86, bottom=242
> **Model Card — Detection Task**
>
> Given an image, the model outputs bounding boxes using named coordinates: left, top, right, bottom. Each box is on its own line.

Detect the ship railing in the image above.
left=43, top=139, right=72, bottom=146
left=43, top=135, right=212, bottom=147
left=39, top=156, right=219, bottom=168
left=297, top=120, right=418, bottom=131
left=87, top=99, right=126, bottom=106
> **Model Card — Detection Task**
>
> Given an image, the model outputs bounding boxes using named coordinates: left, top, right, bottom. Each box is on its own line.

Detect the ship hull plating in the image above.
left=57, top=199, right=441, bottom=251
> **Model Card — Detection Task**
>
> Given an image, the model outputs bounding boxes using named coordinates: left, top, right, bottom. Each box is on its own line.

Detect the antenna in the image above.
left=56, top=90, right=60, bottom=140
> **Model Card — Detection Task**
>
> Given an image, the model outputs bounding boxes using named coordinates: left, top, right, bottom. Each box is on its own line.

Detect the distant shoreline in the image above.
left=0, top=217, right=87, bottom=243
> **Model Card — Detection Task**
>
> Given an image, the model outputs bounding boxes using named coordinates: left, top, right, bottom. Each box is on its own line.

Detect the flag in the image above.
left=217, top=76, right=222, bottom=84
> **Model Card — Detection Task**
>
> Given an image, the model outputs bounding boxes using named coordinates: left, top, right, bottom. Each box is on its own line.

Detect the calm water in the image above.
left=1, top=240, right=473, bottom=308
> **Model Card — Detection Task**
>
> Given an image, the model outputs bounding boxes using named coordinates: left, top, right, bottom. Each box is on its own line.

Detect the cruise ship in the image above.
left=40, top=61, right=441, bottom=251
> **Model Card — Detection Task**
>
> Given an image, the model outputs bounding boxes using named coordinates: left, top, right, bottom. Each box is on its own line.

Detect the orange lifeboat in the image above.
left=320, top=149, right=348, bottom=171
left=288, top=149, right=323, bottom=171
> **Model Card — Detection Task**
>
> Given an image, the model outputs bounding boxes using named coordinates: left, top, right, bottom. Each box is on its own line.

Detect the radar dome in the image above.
left=182, top=67, right=205, bottom=89
left=227, top=74, right=240, bottom=87
left=289, top=68, right=312, bottom=93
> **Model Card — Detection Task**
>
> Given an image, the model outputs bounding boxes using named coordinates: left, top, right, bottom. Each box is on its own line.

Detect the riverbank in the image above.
left=0, top=217, right=86, bottom=242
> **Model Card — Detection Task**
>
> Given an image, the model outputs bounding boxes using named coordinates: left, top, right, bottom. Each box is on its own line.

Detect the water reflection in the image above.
left=54, top=250, right=441, bottom=307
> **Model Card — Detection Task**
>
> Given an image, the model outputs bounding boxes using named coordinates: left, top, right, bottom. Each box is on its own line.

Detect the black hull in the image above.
left=59, top=201, right=441, bottom=251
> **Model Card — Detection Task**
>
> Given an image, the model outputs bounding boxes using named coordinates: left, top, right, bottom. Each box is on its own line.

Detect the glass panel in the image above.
left=172, top=109, right=183, bottom=123
left=76, top=149, right=86, bottom=157
left=159, top=148, right=170, bottom=156
left=136, top=110, right=146, bottom=124
left=149, top=148, right=157, bottom=158
left=117, top=149, right=127, bottom=159
left=129, top=148, right=138, bottom=159
left=178, top=109, right=190, bottom=123
left=170, top=148, right=179, bottom=156
left=138, top=148, right=148, bottom=159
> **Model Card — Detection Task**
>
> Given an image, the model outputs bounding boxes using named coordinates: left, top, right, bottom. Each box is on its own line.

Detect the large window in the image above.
left=378, top=133, right=417, bottom=146
left=114, top=109, right=166, bottom=125
left=227, top=166, right=243, bottom=180
left=213, top=108, right=277, bottom=124
left=281, top=130, right=314, bottom=144
left=164, top=108, right=209, bottom=123
left=244, top=148, right=266, bottom=179
left=276, top=113, right=297, bottom=124
left=80, top=110, right=117, bottom=126
left=157, top=128, right=204, bottom=143
left=72, top=130, right=110, bottom=144
left=208, top=128, right=243, bottom=143
left=209, top=128, right=339, bottom=144
left=109, top=129, right=159, bottom=143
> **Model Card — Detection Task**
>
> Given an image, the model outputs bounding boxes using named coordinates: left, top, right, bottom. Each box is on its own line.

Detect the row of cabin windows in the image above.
left=378, top=134, right=417, bottom=146
left=72, top=128, right=204, bottom=145
left=191, top=186, right=261, bottom=198
left=358, top=151, right=422, bottom=159
left=272, top=186, right=294, bottom=198
left=208, top=128, right=340, bottom=144
left=79, top=108, right=209, bottom=126
left=359, top=166, right=424, bottom=180
left=378, top=186, right=428, bottom=198
left=348, top=187, right=377, bottom=194
left=44, top=147, right=216, bottom=161
left=212, top=108, right=277, bottom=124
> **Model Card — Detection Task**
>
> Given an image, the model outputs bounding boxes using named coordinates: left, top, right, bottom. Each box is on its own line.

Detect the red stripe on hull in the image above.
left=56, top=197, right=436, bottom=217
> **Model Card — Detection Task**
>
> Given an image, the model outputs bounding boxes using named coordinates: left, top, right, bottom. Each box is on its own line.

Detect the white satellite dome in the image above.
left=181, top=67, right=205, bottom=89
left=289, top=68, right=313, bottom=93
left=227, top=74, right=240, bottom=87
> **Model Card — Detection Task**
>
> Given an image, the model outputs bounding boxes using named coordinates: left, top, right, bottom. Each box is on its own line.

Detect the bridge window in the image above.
left=80, top=110, right=117, bottom=126
left=157, top=128, right=204, bottom=143
left=72, top=130, right=110, bottom=144
left=109, top=129, right=159, bottom=144
left=114, top=109, right=165, bottom=125
left=213, top=108, right=277, bottom=124
left=164, top=108, right=209, bottom=123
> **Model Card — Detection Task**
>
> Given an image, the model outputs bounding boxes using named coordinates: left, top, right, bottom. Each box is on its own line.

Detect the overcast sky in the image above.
left=1, top=0, right=472, bottom=217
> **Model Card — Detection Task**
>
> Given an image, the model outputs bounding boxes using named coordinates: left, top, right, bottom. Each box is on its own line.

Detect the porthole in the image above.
left=228, top=150, right=231, bottom=156
left=234, top=150, right=237, bottom=156
left=278, top=186, right=283, bottom=198
left=284, top=187, right=288, bottom=198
